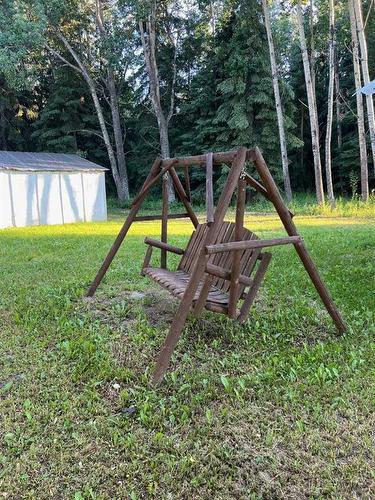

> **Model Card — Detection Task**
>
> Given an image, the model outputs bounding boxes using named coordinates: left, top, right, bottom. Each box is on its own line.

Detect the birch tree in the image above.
left=138, top=0, right=177, bottom=201
left=334, top=56, right=342, bottom=160
left=353, top=0, right=375, bottom=172
left=296, top=1, right=325, bottom=204
left=262, top=0, right=292, bottom=202
left=349, top=0, right=369, bottom=201
left=324, top=0, right=336, bottom=206
left=95, top=0, right=129, bottom=201
left=309, top=0, right=316, bottom=96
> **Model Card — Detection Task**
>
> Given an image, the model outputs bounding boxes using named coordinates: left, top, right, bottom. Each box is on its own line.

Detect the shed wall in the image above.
left=37, top=173, right=64, bottom=225
left=0, top=172, right=14, bottom=228
left=0, top=170, right=107, bottom=229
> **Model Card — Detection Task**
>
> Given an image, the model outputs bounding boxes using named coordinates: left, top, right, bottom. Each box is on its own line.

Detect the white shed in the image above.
left=0, top=151, right=107, bottom=229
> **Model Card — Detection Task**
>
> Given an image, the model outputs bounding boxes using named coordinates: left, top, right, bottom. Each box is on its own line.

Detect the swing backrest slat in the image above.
left=178, top=221, right=260, bottom=296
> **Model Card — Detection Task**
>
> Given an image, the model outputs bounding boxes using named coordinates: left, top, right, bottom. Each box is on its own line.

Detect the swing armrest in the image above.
left=205, top=236, right=302, bottom=254
left=144, top=238, right=185, bottom=255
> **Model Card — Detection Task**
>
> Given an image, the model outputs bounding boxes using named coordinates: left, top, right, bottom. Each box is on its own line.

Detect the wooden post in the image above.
left=141, top=245, right=153, bottom=275
left=228, top=176, right=246, bottom=318
left=238, top=253, right=272, bottom=323
left=161, top=175, right=168, bottom=269
left=184, top=166, right=191, bottom=201
left=206, top=152, right=214, bottom=224
left=152, top=147, right=248, bottom=384
left=169, top=167, right=199, bottom=228
left=253, top=147, right=346, bottom=333
left=86, top=157, right=162, bottom=297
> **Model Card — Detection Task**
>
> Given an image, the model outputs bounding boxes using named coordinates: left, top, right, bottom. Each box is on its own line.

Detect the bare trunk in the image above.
left=334, top=57, right=342, bottom=153
left=325, top=0, right=336, bottom=207
left=334, top=54, right=344, bottom=193
left=262, top=0, right=292, bottom=202
left=349, top=0, right=369, bottom=201
left=296, top=1, right=325, bottom=205
left=353, top=0, right=375, bottom=173
left=107, top=68, right=129, bottom=200
left=310, top=0, right=316, bottom=96
left=87, top=79, right=127, bottom=202
left=158, top=113, right=175, bottom=201
left=139, top=1, right=176, bottom=202
left=300, top=104, right=304, bottom=170
left=95, top=0, right=129, bottom=202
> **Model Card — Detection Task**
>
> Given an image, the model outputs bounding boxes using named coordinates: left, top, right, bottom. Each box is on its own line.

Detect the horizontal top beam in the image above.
left=161, top=148, right=256, bottom=168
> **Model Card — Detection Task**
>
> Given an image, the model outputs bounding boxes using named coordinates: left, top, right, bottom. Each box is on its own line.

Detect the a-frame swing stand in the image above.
left=87, top=147, right=346, bottom=384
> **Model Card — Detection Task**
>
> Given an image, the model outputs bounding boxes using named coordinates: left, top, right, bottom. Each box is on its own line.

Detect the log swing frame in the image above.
left=87, top=146, right=346, bottom=384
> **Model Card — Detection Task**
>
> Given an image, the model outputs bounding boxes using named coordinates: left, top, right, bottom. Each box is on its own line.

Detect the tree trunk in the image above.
left=325, top=0, right=336, bottom=207
left=334, top=57, right=342, bottom=153
left=300, top=104, right=304, bottom=170
left=349, top=0, right=369, bottom=201
left=87, top=79, right=128, bottom=202
left=95, top=0, right=129, bottom=202
left=296, top=1, right=325, bottom=205
left=334, top=54, right=344, bottom=193
left=54, top=31, right=129, bottom=203
left=310, top=0, right=316, bottom=96
left=158, top=112, right=175, bottom=201
left=353, top=0, right=375, bottom=173
left=262, top=0, right=292, bottom=202
left=139, top=1, right=176, bottom=202
left=107, top=68, right=129, bottom=201
left=349, top=0, right=369, bottom=200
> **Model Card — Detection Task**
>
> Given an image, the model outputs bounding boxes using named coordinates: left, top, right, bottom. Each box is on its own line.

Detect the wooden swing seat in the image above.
left=142, top=221, right=272, bottom=318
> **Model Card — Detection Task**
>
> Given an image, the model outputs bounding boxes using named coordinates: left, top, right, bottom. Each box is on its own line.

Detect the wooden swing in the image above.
left=87, top=147, right=346, bottom=384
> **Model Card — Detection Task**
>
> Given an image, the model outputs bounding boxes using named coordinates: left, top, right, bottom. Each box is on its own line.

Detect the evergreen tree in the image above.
left=31, top=68, right=100, bottom=156
left=178, top=0, right=301, bottom=193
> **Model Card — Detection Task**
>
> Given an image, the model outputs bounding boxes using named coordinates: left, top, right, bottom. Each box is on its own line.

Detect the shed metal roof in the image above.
left=0, top=151, right=108, bottom=172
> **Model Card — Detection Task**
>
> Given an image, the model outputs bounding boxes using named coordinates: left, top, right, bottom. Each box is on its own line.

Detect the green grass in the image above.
left=0, top=208, right=374, bottom=498
left=108, top=192, right=375, bottom=218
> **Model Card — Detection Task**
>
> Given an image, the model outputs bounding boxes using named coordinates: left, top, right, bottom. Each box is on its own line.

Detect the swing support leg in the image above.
left=238, top=252, right=272, bottom=323
left=253, top=147, right=346, bottom=333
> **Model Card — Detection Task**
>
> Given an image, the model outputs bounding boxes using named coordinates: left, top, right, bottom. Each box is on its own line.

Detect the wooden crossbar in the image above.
left=160, top=148, right=256, bottom=168
left=134, top=213, right=190, bottom=221
left=206, top=152, right=214, bottom=224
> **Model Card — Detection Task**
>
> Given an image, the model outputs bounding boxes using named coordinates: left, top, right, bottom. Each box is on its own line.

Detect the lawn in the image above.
left=0, top=208, right=374, bottom=498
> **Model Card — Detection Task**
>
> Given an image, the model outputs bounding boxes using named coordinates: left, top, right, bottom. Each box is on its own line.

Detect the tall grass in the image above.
left=107, top=192, right=375, bottom=218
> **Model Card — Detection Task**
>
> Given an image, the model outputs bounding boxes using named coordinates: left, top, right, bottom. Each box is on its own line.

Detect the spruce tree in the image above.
left=32, top=68, right=101, bottom=158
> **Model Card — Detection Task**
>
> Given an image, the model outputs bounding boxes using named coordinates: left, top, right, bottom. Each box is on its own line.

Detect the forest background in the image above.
left=0, top=0, right=374, bottom=206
